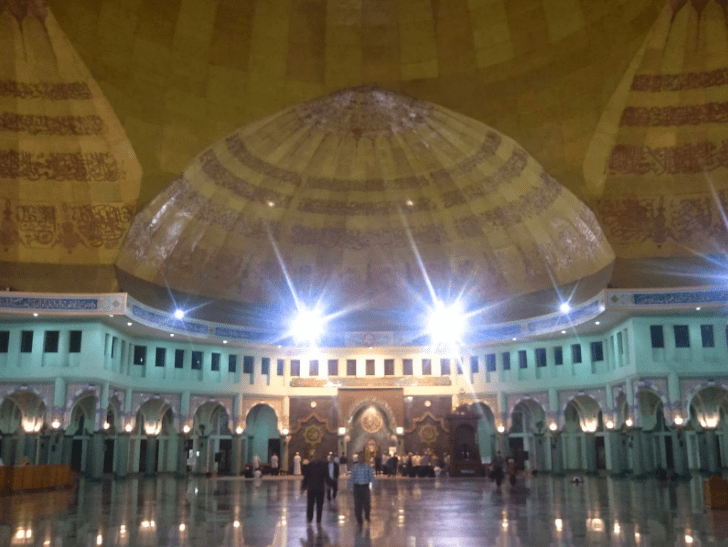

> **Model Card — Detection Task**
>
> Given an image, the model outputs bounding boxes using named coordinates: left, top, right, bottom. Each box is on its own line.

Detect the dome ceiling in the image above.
left=584, top=0, right=728, bottom=259
left=0, top=0, right=141, bottom=274
left=116, top=88, right=614, bottom=327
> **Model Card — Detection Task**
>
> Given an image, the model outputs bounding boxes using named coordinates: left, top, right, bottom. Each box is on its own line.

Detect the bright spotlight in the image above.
left=559, top=302, right=571, bottom=314
left=290, top=307, right=325, bottom=345
left=428, top=301, right=466, bottom=347
left=173, top=309, right=185, bottom=320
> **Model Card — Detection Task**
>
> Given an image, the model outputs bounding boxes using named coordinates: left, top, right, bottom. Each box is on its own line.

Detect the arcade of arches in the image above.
left=3, top=383, right=728, bottom=479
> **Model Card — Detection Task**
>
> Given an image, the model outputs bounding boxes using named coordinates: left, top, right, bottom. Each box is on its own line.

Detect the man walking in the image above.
left=301, top=452, right=328, bottom=524
left=326, top=452, right=340, bottom=502
left=348, top=452, right=376, bottom=527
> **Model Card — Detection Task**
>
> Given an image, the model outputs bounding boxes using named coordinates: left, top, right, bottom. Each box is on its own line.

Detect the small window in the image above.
left=291, top=359, right=300, bottom=377
left=120, top=340, right=126, bottom=361
left=44, top=330, right=59, bottom=353
left=211, top=352, right=221, bottom=371
left=346, top=359, right=356, bottom=376
left=571, top=344, right=582, bottom=363
left=133, top=345, right=147, bottom=365
left=470, top=355, right=479, bottom=373
left=591, top=341, right=604, bottom=361
left=229, top=354, right=237, bottom=373
left=422, top=358, right=431, bottom=375
left=20, top=330, right=33, bottom=353
left=0, top=331, right=9, bottom=353
left=617, top=332, right=623, bottom=354
left=486, top=354, right=496, bottom=372
left=518, top=350, right=528, bottom=369
left=554, top=347, right=563, bottom=365
left=701, top=325, right=715, bottom=348
left=111, top=336, right=117, bottom=358
left=502, top=352, right=511, bottom=370
left=366, top=359, right=375, bottom=375
left=309, top=359, right=319, bottom=376
left=69, top=330, right=82, bottom=353
left=328, top=359, right=338, bottom=376
left=261, top=357, right=270, bottom=375
left=384, top=359, right=394, bottom=376
left=440, top=358, right=450, bottom=375
left=650, top=325, right=664, bottom=348
left=674, top=325, right=690, bottom=348
left=403, top=359, right=413, bottom=375
left=535, top=348, right=547, bottom=367
left=277, top=358, right=284, bottom=376
left=175, top=349, right=184, bottom=369
left=155, top=347, right=166, bottom=367
left=191, top=351, right=203, bottom=370
left=243, top=355, right=254, bottom=374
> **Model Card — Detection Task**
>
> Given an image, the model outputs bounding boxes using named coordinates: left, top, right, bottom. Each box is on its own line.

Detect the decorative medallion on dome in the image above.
left=117, top=87, right=613, bottom=327
left=0, top=0, right=141, bottom=272
left=360, top=407, right=384, bottom=434
left=584, top=0, right=728, bottom=259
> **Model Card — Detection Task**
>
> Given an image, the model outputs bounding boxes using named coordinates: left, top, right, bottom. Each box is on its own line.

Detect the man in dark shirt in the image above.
left=301, top=452, right=328, bottom=524
left=325, top=452, right=340, bottom=501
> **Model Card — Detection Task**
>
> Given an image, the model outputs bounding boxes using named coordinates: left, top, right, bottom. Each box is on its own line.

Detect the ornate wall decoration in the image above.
left=417, top=423, right=439, bottom=446
left=360, top=407, right=384, bottom=434
left=0, top=1, right=141, bottom=270
left=303, top=424, right=323, bottom=446
left=584, top=0, right=728, bottom=258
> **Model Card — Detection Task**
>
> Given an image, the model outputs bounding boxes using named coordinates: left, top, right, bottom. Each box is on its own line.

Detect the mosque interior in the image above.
left=0, top=1, right=728, bottom=540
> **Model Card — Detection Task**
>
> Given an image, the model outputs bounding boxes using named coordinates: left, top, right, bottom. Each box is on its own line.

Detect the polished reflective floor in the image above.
left=1, top=473, right=726, bottom=546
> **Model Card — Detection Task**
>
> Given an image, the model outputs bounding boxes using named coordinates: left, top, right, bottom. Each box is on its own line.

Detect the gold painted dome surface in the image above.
left=0, top=0, right=141, bottom=272
left=116, top=87, right=614, bottom=319
left=584, top=0, right=728, bottom=259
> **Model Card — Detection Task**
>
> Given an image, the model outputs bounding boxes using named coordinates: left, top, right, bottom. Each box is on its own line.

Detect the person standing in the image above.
left=301, top=452, right=328, bottom=524
left=270, top=453, right=279, bottom=475
left=374, top=452, right=382, bottom=475
left=326, top=452, right=340, bottom=502
left=492, top=451, right=505, bottom=488
left=252, top=454, right=260, bottom=472
left=348, top=452, right=376, bottom=527
left=339, top=452, right=348, bottom=475
left=293, top=452, right=302, bottom=475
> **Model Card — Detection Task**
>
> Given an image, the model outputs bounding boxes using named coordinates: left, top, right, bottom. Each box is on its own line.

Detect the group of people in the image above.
left=301, top=451, right=375, bottom=527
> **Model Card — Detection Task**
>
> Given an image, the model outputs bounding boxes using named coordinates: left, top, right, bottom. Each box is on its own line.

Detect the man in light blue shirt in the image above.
left=348, top=452, right=376, bottom=527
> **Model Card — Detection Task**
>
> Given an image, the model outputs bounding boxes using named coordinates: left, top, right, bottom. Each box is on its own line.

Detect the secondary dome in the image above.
left=116, top=87, right=614, bottom=329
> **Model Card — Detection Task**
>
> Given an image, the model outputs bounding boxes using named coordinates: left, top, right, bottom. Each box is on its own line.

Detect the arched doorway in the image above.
left=562, top=395, right=601, bottom=470
left=68, top=392, right=95, bottom=472
left=0, top=391, right=46, bottom=465
left=348, top=404, right=395, bottom=466
left=509, top=399, right=546, bottom=471
left=194, top=402, right=232, bottom=474
left=637, top=389, right=671, bottom=472
left=134, top=398, right=177, bottom=474
left=688, top=386, right=728, bottom=472
left=244, top=404, right=279, bottom=468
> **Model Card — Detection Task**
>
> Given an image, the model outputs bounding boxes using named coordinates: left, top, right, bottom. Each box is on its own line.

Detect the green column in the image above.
left=88, top=431, right=104, bottom=481
left=630, top=429, right=645, bottom=477
left=704, top=429, right=721, bottom=475
left=195, top=435, right=209, bottom=475
left=585, top=433, right=597, bottom=475
left=550, top=434, right=564, bottom=476
left=231, top=434, right=242, bottom=476
left=175, top=433, right=188, bottom=478
left=114, top=433, right=129, bottom=480
left=608, top=431, right=626, bottom=476
left=144, top=436, right=158, bottom=477
left=671, top=430, right=689, bottom=479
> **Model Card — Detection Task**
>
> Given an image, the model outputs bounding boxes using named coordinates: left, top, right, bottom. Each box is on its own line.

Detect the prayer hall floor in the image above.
left=1, top=473, right=724, bottom=546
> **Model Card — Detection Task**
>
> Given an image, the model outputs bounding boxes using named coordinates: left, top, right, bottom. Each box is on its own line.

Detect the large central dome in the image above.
left=116, top=87, right=614, bottom=331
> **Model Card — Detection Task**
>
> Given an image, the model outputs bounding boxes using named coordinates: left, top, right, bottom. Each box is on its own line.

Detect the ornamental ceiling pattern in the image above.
left=117, top=87, right=614, bottom=310
left=0, top=0, right=141, bottom=267
left=584, top=0, right=728, bottom=259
